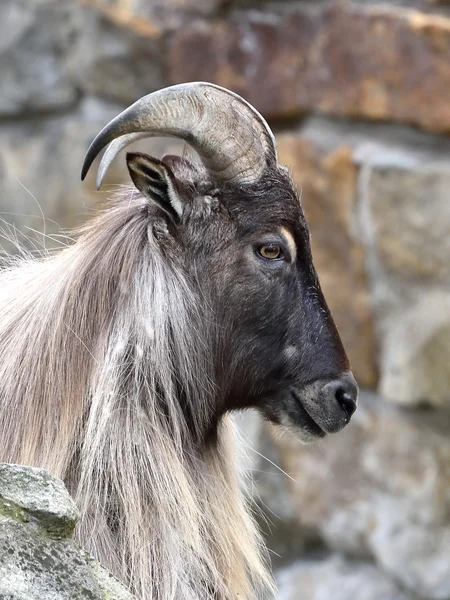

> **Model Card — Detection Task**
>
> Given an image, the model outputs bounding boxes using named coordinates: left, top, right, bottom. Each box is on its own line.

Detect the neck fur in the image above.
left=0, top=193, right=273, bottom=599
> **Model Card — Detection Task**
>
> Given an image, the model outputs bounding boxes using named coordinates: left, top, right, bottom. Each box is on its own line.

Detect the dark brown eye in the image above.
left=258, top=244, right=283, bottom=260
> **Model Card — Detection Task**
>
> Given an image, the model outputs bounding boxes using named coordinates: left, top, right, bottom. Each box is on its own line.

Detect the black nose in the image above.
left=322, top=376, right=358, bottom=424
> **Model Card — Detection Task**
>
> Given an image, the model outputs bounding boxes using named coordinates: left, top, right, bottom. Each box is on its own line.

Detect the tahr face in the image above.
left=127, top=154, right=358, bottom=442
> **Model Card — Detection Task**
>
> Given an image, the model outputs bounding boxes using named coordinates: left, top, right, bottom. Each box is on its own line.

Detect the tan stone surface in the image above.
left=84, top=0, right=224, bottom=29
left=379, top=290, right=450, bottom=407
left=79, top=0, right=161, bottom=38
left=277, top=133, right=377, bottom=388
left=368, top=166, right=450, bottom=281
left=357, top=151, right=450, bottom=405
left=167, top=3, right=450, bottom=132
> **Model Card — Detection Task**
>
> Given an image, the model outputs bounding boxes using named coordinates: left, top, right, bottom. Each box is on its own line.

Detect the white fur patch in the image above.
left=284, top=345, right=298, bottom=360
left=280, top=227, right=297, bottom=262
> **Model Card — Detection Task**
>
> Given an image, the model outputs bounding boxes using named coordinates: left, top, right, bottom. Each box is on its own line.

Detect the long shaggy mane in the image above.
left=0, top=190, right=273, bottom=599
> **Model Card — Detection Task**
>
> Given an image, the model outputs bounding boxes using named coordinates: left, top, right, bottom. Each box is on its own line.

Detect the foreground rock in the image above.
left=0, top=463, right=135, bottom=600
left=277, top=554, right=411, bottom=600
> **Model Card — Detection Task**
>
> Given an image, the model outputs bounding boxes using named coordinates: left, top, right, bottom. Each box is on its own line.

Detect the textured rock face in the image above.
left=0, top=97, right=183, bottom=255
left=0, top=464, right=79, bottom=539
left=355, top=134, right=450, bottom=407
left=96, top=0, right=225, bottom=28
left=378, top=291, right=450, bottom=406
left=366, top=165, right=450, bottom=282
left=0, top=463, right=135, bottom=600
left=68, top=5, right=164, bottom=105
left=0, top=98, right=123, bottom=255
left=0, top=0, right=78, bottom=117
left=6, top=0, right=450, bottom=133
left=167, top=2, right=450, bottom=132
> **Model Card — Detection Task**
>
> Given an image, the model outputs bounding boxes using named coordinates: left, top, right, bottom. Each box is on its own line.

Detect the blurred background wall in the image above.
left=2, top=0, right=450, bottom=598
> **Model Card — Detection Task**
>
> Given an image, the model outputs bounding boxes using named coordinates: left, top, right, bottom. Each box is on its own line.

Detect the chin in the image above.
left=257, top=392, right=327, bottom=445
left=270, top=416, right=326, bottom=446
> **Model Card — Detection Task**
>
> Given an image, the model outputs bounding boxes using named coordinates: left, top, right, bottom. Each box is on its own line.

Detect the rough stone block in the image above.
left=367, top=166, right=450, bottom=281
left=356, top=136, right=450, bottom=405
left=0, top=464, right=79, bottom=539
left=0, top=463, right=135, bottom=599
left=0, top=0, right=78, bottom=117
left=68, top=5, right=164, bottom=106
left=378, top=290, right=450, bottom=406
left=90, top=0, right=225, bottom=29
left=0, top=98, right=125, bottom=256
left=0, top=96, right=191, bottom=255
left=167, top=3, right=450, bottom=132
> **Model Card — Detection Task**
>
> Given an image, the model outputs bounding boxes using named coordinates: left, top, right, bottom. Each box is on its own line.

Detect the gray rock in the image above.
left=0, top=0, right=78, bottom=117
left=378, top=291, right=450, bottom=407
left=356, top=140, right=450, bottom=407
left=0, top=463, right=78, bottom=539
left=0, top=98, right=123, bottom=257
left=67, top=5, right=165, bottom=106
left=276, top=554, right=411, bottom=600
left=365, top=165, right=450, bottom=282
left=0, top=463, right=135, bottom=600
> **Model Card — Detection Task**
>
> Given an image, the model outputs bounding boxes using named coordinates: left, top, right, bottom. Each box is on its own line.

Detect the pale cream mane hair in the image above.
left=0, top=191, right=273, bottom=599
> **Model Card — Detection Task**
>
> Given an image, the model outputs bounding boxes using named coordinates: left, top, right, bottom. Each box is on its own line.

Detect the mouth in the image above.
left=290, top=390, right=326, bottom=439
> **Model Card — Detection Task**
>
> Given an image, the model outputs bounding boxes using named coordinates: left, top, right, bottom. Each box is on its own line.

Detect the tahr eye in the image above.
left=258, top=244, right=284, bottom=260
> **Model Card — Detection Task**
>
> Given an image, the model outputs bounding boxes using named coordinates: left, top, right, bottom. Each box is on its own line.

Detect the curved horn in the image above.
left=81, top=82, right=277, bottom=187
left=96, top=133, right=149, bottom=190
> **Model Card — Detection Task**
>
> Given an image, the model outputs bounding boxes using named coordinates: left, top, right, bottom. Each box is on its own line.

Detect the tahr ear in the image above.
left=126, top=152, right=184, bottom=222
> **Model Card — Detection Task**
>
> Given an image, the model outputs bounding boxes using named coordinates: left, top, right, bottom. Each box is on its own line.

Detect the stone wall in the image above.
left=1, top=0, right=450, bottom=598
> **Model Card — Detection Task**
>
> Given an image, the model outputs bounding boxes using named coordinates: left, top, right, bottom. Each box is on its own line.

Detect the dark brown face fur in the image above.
left=127, top=152, right=358, bottom=443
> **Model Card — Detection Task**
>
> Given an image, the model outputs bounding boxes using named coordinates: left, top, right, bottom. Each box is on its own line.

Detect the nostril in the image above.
left=316, top=374, right=358, bottom=432
left=335, top=387, right=357, bottom=422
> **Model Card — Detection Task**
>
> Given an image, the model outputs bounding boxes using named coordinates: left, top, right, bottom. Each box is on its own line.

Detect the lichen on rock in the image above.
left=0, top=463, right=135, bottom=600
